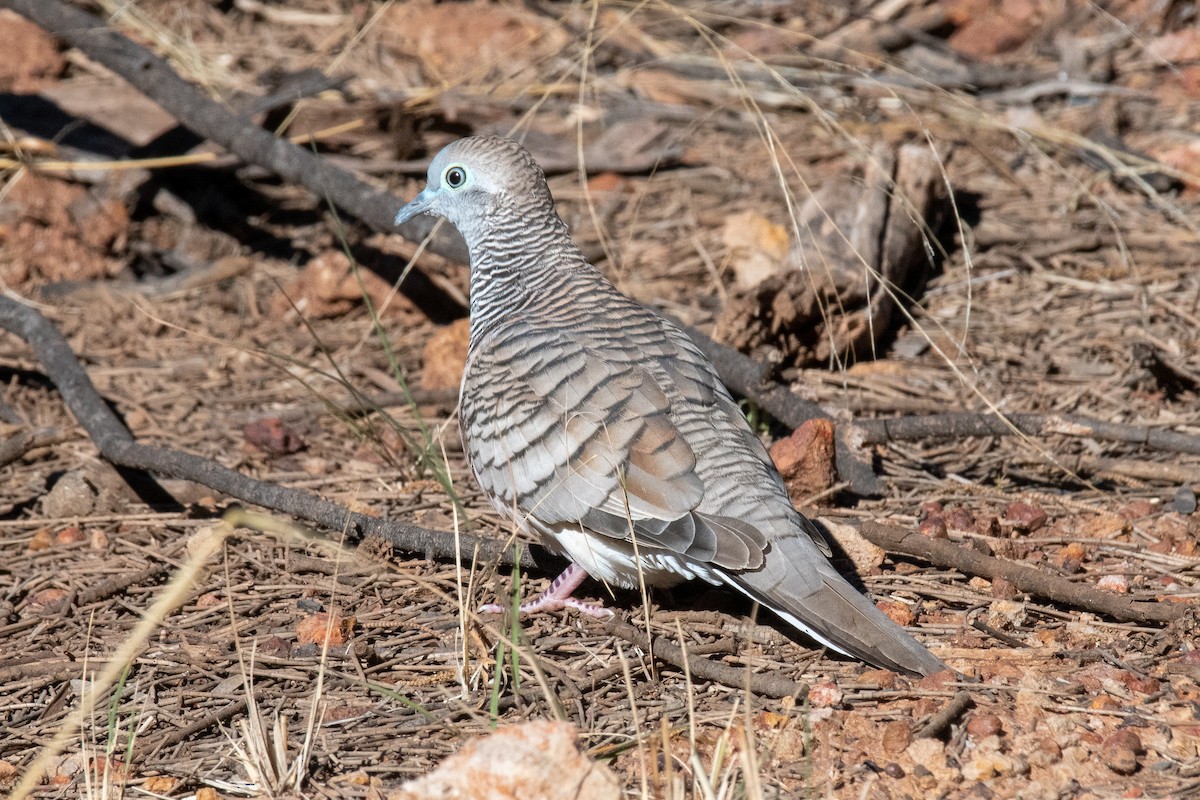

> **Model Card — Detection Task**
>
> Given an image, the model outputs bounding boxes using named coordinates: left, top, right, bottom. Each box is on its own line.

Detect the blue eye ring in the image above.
left=443, top=165, right=469, bottom=189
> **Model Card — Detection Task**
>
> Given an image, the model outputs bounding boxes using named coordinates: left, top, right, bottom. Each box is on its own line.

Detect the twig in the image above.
left=0, top=429, right=37, bottom=468
left=1052, top=454, right=1200, bottom=485
left=0, top=657, right=83, bottom=684
left=603, top=618, right=808, bottom=700
left=74, top=564, right=171, bottom=607
left=135, top=696, right=253, bottom=759
left=970, top=619, right=1027, bottom=649
left=916, top=690, right=972, bottom=738
left=854, top=520, right=1185, bottom=624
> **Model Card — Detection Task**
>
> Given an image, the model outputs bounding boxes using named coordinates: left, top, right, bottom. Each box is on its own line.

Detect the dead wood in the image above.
left=4, top=294, right=1185, bottom=637
left=74, top=563, right=170, bottom=607
left=1026, top=454, right=1200, bottom=486
left=0, top=290, right=813, bottom=706
left=854, top=520, right=1185, bottom=624
left=695, top=336, right=1200, bottom=467
left=856, top=411, right=1200, bottom=456
left=135, top=694, right=257, bottom=760
left=714, top=143, right=945, bottom=367
left=0, top=428, right=63, bottom=468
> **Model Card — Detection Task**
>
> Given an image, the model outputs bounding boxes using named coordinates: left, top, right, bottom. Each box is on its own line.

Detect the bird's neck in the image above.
left=464, top=207, right=597, bottom=341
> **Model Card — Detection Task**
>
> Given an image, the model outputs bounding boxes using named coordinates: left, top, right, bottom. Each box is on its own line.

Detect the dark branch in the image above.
left=856, top=411, right=1200, bottom=456
left=855, top=520, right=1185, bottom=624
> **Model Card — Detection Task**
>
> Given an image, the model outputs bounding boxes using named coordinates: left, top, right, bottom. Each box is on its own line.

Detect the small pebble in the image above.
left=1104, top=730, right=1143, bottom=775
left=880, top=720, right=912, bottom=756
left=966, top=714, right=1003, bottom=738
left=1173, top=485, right=1197, bottom=515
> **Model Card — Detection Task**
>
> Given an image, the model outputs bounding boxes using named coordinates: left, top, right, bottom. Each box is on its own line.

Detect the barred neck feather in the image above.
left=464, top=197, right=602, bottom=346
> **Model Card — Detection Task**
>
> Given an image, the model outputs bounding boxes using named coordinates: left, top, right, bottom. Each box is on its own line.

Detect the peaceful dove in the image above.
left=394, top=135, right=946, bottom=676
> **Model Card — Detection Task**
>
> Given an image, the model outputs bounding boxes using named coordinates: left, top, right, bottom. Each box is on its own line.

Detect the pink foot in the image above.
left=480, top=563, right=613, bottom=618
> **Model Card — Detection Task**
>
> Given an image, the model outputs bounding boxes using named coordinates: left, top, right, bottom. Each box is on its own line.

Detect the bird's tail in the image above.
left=722, top=530, right=948, bottom=676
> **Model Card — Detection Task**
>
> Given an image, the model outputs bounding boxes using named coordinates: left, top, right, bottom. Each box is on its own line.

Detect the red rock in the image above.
left=1004, top=501, right=1047, bottom=531
left=808, top=681, right=843, bottom=708
left=877, top=600, right=915, bottom=627
left=243, top=417, right=305, bottom=455
left=54, top=526, right=85, bottom=545
left=966, top=714, right=1003, bottom=738
left=880, top=720, right=911, bottom=756
left=1103, top=730, right=1143, bottom=775
left=1028, top=737, right=1061, bottom=767
left=769, top=419, right=837, bottom=505
left=920, top=515, right=948, bottom=539
left=944, top=507, right=976, bottom=532
left=990, top=576, right=1019, bottom=599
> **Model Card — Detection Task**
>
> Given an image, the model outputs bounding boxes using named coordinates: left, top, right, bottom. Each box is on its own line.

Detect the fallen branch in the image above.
left=855, top=412, right=1200, bottom=457
left=855, top=520, right=1185, bottom=624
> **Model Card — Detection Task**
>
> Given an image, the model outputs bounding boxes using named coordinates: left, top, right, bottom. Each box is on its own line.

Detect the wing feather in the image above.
left=463, top=326, right=767, bottom=568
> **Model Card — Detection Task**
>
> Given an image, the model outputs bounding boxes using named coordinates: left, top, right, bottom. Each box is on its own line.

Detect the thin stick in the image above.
left=916, top=690, right=972, bottom=738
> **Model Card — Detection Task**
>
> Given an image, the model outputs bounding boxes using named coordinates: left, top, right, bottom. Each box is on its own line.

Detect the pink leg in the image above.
left=480, top=563, right=613, bottom=618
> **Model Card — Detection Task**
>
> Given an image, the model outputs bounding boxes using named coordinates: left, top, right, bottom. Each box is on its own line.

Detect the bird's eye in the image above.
left=444, top=165, right=468, bottom=189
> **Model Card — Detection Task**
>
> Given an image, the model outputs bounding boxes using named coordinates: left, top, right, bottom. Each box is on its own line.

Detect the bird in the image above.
left=394, top=135, right=947, bottom=676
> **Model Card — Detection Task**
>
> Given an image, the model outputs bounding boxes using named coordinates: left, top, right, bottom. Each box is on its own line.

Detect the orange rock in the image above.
left=880, top=720, right=912, bottom=756
left=877, top=600, right=915, bottom=627
left=769, top=418, right=836, bottom=505
left=296, top=610, right=354, bottom=648
left=808, top=681, right=843, bottom=709
left=390, top=720, right=619, bottom=800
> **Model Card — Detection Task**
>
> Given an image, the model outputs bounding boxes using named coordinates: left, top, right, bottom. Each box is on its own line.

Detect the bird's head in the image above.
left=393, top=136, right=554, bottom=240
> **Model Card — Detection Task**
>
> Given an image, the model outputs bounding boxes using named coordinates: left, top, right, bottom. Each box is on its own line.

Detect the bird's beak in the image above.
left=394, top=187, right=435, bottom=227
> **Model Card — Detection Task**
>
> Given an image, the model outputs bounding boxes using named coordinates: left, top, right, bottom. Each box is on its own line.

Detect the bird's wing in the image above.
left=461, top=321, right=767, bottom=570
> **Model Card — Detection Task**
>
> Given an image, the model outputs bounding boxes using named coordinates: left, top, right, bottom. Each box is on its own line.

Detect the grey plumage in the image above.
left=395, top=135, right=947, bottom=676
